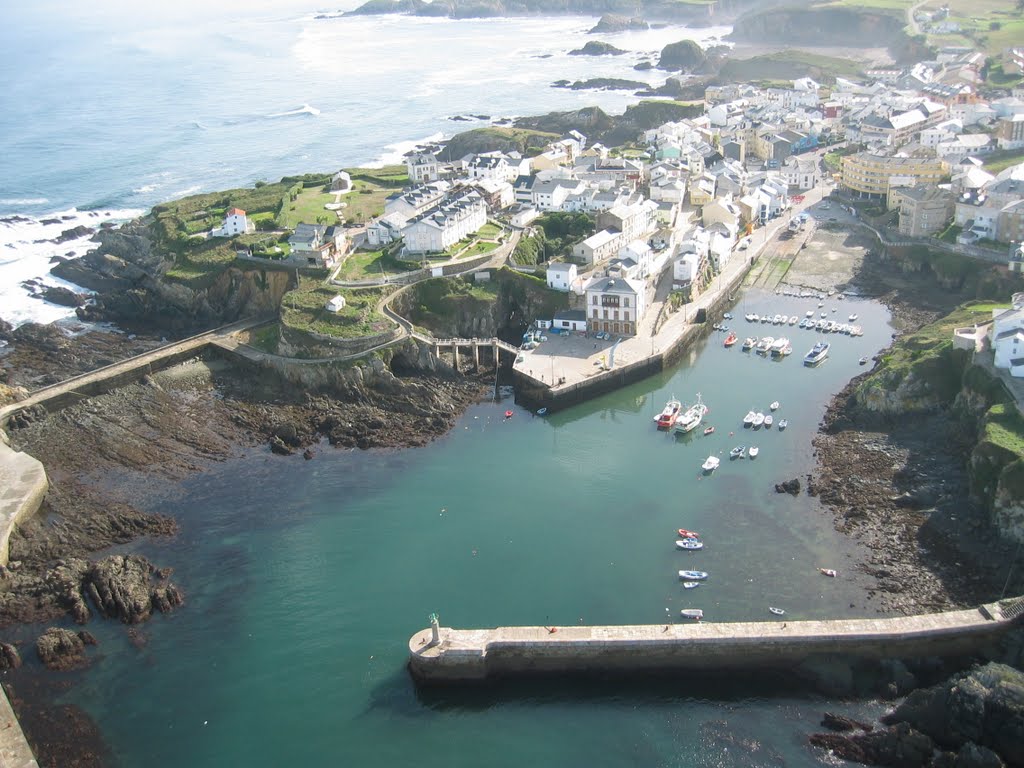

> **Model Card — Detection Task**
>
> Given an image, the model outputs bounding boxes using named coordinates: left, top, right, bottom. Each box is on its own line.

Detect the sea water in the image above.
left=48, top=290, right=896, bottom=767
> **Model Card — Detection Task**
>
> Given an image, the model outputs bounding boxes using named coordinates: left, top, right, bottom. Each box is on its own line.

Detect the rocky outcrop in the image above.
left=38, top=286, right=87, bottom=307
left=883, top=663, right=1024, bottom=766
left=775, top=478, right=801, bottom=495
left=36, top=627, right=88, bottom=671
left=83, top=555, right=183, bottom=624
left=657, top=39, right=707, bottom=72
left=568, top=41, right=626, bottom=56
left=729, top=7, right=905, bottom=48
left=589, top=14, right=648, bottom=33
left=809, top=721, right=936, bottom=766
left=0, top=642, right=22, bottom=670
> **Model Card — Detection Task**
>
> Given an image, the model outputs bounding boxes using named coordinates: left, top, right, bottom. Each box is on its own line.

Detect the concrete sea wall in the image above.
left=408, top=600, right=1023, bottom=682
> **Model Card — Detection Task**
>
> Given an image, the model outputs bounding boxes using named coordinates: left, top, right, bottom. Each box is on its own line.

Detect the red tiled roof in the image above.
left=227, top=207, right=246, bottom=216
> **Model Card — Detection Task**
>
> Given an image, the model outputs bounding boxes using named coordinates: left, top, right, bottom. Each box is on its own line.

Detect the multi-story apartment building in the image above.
left=840, top=152, right=947, bottom=199
left=583, top=276, right=646, bottom=336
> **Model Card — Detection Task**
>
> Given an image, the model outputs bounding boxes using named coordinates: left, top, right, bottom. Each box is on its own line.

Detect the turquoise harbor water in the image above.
left=52, top=291, right=895, bottom=767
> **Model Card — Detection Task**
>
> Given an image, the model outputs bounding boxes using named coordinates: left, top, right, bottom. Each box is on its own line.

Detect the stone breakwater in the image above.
left=408, top=600, right=1023, bottom=682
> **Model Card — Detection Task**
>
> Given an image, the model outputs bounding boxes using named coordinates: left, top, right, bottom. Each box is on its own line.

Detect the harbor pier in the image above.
left=408, top=599, right=1024, bottom=682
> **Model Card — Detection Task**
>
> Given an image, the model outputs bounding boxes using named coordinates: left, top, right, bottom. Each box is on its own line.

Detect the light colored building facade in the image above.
left=546, top=262, right=578, bottom=292
left=892, top=187, right=954, bottom=237
left=841, top=152, right=947, bottom=199
left=401, top=189, right=487, bottom=254
left=584, top=276, right=646, bottom=336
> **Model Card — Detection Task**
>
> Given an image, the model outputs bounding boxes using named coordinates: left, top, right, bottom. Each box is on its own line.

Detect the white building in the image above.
left=325, top=295, right=347, bottom=313
left=406, top=153, right=440, bottom=184
left=584, top=275, right=646, bottom=336
left=212, top=207, right=254, bottom=237
left=401, top=188, right=487, bottom=254
left=992, top=295, right=1024, bottom=374
left=365, top=212, right=408, bottom=246
left=546, top=262, right=578, bottom=292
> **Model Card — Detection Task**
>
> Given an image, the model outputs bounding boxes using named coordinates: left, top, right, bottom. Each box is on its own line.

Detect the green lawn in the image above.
left=335, top=247, right=420, bottom=281
left=459, top=240, right=501, bottom=258
left=719, top=50, right=864, bottom=83
left=477, top=222, right=503, bottom=240
left=277, top=186, right=338, bottom=229
left=984, top=150, right=1024, bottom=175
left=281, top=277, right=394, bottom=339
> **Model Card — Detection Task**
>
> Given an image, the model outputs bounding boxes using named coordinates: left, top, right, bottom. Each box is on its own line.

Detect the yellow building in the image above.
left=840, top=152, right=947, bottom=200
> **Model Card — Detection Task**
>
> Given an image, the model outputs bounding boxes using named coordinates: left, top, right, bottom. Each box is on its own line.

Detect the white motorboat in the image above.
left=764, top=414, right=773, bottom=428
left=679, top=570, right=708, bottom=580
left=788, top=316, right=799, bottom=325
left=778, top=418, right=788, bottom=430
left=730, top=445, right=747, bottom=459
left=804, top=341, right=830, bottom=366
left=769, top=401, right=780, bottom=411
left=743, top=410, right=756, bottom=426
left=859, top=356, right=869, bottom=365
left=676, top=539, right=704, bottom=550
left=755, top=336, right=774, bottom=354
left=848, top=313, right=858, bottom=321
left=742, top=337, right=755, bottom=351
left=805, top=310, right=814, bottom=318
left=769, top=607, right=785, bottom=616
left=752, top=412, right=765, bottom=427
left=682, top=581, right=701, bottom=589
left=680, top=609, right=704, bottom=620
left=746, top=313, right=757, bottom=322
left=674, top=393, right=709, bottom=434
left=701, top=455, right=720, bottom=472
left=748, top=446, right=759, bottom=458
left=770, top=337, right=790, bottom=357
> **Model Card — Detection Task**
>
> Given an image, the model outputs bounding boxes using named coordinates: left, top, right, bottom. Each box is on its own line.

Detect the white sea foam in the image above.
left=266, top=104, right=321, bottom=118
left=0, top=207, right=143, bottom=328
left=359, top=132, right=446, bottom=169
left=0, top=198, right=49, bottom=207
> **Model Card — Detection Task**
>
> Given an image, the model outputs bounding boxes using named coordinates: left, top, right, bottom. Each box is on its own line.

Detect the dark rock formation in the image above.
left=83, top=555, right=183, bottom=624
left=589, top=13, right=648, bottom=33
left=775, top=478, right=801, bottom=495
left=553, top=77, right=648, bottom=91
left=39, top=286, right=88, bottom=307
left=36, top=627, right=88, bottom=670
left=809, top=722, right=935, bottom=767
left=823, top=712, right=874, bottom=732
left=53, top=225, right=95, bottom=244
left=883, top=663, right=1024, bottom=766
left=657, top=39, right=707, bottom=72
left=569, top=41, right=626, bottom=56
left=0, top=643, right=22, bottom=670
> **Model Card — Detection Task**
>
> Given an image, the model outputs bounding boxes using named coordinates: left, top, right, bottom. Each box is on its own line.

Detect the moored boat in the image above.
left=703, top=426, right=715, bottom=435
left=680, top=609, right=704, bottom=620
left=674, top=393, right=709, bottom=434
left=679, top=570, right=708, bottom=580
left=769, top=401, right=780, bottom=411
left=769, top=607, right=785, bottom=616
left=677, top=529, right=700, bottom=539
left=676, top=539, right=704, bottom=550
left=743, top=410, right=755, bottom=426
left=724, top=331, right=738, bottom=347
left=859, top=356, right=869, bottom=365
left=788, top=316, right=798, bottom=325
left=778, top=418, right=788, bottom=430
left=682, top=581, right=700, bottom=589
left=655, top=397, right=682, bottom=429
left=748, top=446, right=759, bottom=458
left=770, top=337, right=790, bottom=357
left=701, top=455, right=720, bottom=473
left=752, top=412, right=765, bottom=427
left=741, top=337, right=755, bottom=351
left=755, top=336, right=774, bottom=353
left=820, top=568, right=837, bottom=578
left=764, top=414, right=773, bottom=428
left=803, top=341, right=830, bottom=366
left=729, top=445, right=746, bottom=459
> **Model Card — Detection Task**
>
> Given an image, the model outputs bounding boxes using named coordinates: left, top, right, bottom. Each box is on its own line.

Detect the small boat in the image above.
left=674, top=393, right=709, bottom=434
left=724, top=331, right=738, bottom=347
left=769, top=401, right=780, bottom=411
left=804, top=341, right=830, bottom=366
left=859, top=356, right=869, bottom=365
left=788, top=316, right=798, bottom=325
left=743, top=410, right=756, bottom=427
left=746, top=313, right=757, bottom=322
left=770, top=337, right=790, bottom=357
left=819, top=568, right=837, bottom=578
left=729, top=445, right=746, bottom=459
left=682, top=581, right=701, bottom=589
left=679, top=570, right=708, bottom=580
left=504, top=410, right=514, bottom=418
left=741, top=337, right=755, bottom=351
left=805, top=310, right=814, bottom=318
left=764, top=414, right=773, bottom=428
left=703, top=426, right=715, bottom=436
left=701, top=455, right=720, bottom=473
left=723, top=312, right=733, bottom=320
left=848, top=313, right=858, bottom=322
left=778, top=419, right=788, bottom=430
left=676, top=539, right=704, bottom=550
left=748, top=446, right=759, bottom=458
left=536, top=407, right=548, bottom=416
left=752, top=412, right=765, bottom=427
left=769, top=607, right=785, bottom=616
left=755, top=336, right=773, bottom=354
left=655, top=397, right=682, bottom=429
left=680, top=609, right=704, bottom=620
left=677, top=529, right=700, bottom=539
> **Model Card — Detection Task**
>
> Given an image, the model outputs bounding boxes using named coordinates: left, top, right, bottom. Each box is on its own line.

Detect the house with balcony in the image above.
left=841, top=152, right=947, bottom=200
left=584, top=275, right=646, bottom=336
left=892, top=186, right=954, bottom=237
left=406, top=153, right=440, bottom=184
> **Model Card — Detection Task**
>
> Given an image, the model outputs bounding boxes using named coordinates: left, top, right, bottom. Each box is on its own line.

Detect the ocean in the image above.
left=2, top=4, right=897, bottom=766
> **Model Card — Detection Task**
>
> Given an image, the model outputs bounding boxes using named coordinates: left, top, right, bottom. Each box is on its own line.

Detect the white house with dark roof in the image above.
left=992, top=294, right=1024, bottom=374
left=406, top=153, right=440, bottom=184
left=366, top=212, right=408, bottom=246
left=384, top=180, right=451, bottom=219
left=401, top=188, right=487, bottom=254
left=584, top=275, right=646, bottom=336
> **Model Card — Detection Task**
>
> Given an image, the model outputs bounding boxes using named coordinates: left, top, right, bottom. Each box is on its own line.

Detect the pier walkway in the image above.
left=409, top=598, right=1024, bottom=682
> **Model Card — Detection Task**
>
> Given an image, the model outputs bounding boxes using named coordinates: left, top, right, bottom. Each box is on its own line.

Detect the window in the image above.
left=623, top=297, right=630, bottom=308
left=592, top=308, right=598, bottom=319
left=603, top=309, right=609, bottom=320
left=592, top=295, right=598, bottom=305
left=614, top=310, right=619, bottom=321
left=562, top=321, right=570, bottom=328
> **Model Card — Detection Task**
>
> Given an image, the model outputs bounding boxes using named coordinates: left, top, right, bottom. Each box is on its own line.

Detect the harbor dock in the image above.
left=408, top=599, right=1024, bottom=682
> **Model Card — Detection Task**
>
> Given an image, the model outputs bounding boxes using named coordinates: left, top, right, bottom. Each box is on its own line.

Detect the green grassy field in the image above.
left=335, top=248, right=420, bottom=281
left=276, top=187, right=338, bottom=229
left=984, top=150, right=1024, bottom=175
left=281, top=277, right=394, bottom=339
left=720, top=50, right=865, bottom=84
